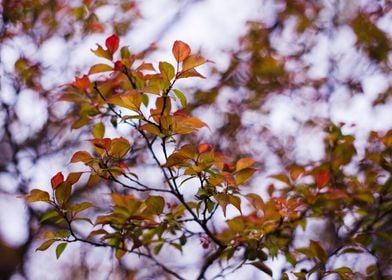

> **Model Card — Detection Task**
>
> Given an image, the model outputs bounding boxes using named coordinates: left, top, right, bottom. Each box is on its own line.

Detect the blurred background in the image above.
left=0, top=0, right=391, bottom=279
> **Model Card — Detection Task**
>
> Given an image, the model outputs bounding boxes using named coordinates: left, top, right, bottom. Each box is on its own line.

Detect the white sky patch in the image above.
left=0, top=197, right=29, bottom=246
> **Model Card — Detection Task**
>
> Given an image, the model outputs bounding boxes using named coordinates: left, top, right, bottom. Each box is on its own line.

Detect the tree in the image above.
left=4, top=0, right=392, bottom=279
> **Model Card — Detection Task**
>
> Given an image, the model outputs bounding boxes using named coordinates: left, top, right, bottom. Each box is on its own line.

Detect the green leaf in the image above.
left=159, top=61, right=175, bottom=81
left=173, top=89, right=187, bottom=108
left=249, top=261, right=273, bottom=277
left=120, top=46, right=131, bottom=58
left=145, top=196, right=165, bottom=215
left=93, top=122, right=105, bottom=138
left=56, top=243, right=67, bottom=259
left=40, top=210, right=59, bottom=223
left=36, top=239, right=56, bottom=251
left=69, top=202, right=93, bottom=214
left=154, top=243, right=163, bottom=255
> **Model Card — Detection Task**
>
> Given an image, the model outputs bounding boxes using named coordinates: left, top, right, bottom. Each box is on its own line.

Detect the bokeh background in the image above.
left=1, top=0, right=391, bottom=279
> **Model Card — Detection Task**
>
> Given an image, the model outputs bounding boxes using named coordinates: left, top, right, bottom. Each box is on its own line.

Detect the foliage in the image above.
left=2, top=0, right=392, bottom=279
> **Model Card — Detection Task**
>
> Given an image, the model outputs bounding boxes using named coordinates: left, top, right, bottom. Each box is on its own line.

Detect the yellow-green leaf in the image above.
left=36, top=239, right=56, bottom=251
left=93, top=122, right=105, bottom=138
left=173, top=89, right=187, bottom=107
left=159, top=61, right=175, bottom=81
left=146, top=196, right=165, bottom=215
left=56, top=243, right=67, bottom=259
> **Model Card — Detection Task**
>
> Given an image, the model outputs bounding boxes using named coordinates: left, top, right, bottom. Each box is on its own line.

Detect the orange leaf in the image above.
left=236, top=157, right=256, bottom=171
left=172, top=40, right=191, bottom=63
left=70, top=151, right=94, bottom=164
left=177, top=68, right=205, bottom=79
left=91, top=44, right=112, bottom=60
left=182, top=55, right=206, bottom=71
left=51, top=172, right=64, bottom=190
left=105, top=34, right=120, bottom=55
left=72, top=75, right=90, bottom=90
left=88, top=64, right=113, bottom=75
left=315, top=170, right=330, bottom=188
left=197, top=143, right=211, bottom=154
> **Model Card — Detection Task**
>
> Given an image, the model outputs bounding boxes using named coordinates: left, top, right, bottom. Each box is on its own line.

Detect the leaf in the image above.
left=72, top=75, right=90, bottom=90
left=40, top=210, right=59, bottom=223
left=36, top=239, right=56, bottom=251
left=69, top=202, right=93, bottom=213
left=55, top=181, right=72, bottom=207
left=93, top=122, right=105, bottom=138
left=270, top=173, right=290, bottom=185
left=309, top=240, right=327, bottom=264
left=21, top=189, right=50, bottom=203
left=315, top=170, right=330, bottom=188
left=55, top=243, right=67, bottom=259
left=174, top=116, right=207, bottom=134
left=91, top=44, right=112, bottom=60
left=182, top=55, right=206, bottom=71
left=140, top=123, right=161, bottom=136
left=88, top=64, right=113, bottom=75
left=197, top=143, right=211, bottom=154
left=249, top=261, right=273, bottom=277
left=109, top=137, right=130, bottom=159
left=236, top=157, right=257, bottom=171
left=105, top=34, right=120, bottom=55
left=214, top=193, right=229, bottom=217
left=172, top=40, right=191, bottom=63
left=66, top=172, right=83, bottom=185
left=120, top=46, right=130, bottom=58
left=159, top=61, right=175, bottom=81
left=173, top=89, right=187, bottom=107
left=245, top=193, right=264, bottom=210
left=229, top=196, right=242, bottom=214
left=51, top=172, right=64, bottom=190
left=236, top=168, right=256, bottom=185
left=145, top=196, right=165, bottom=215
left=70, top=151, right=94, bottom=164
left=290, top=165, right=305, bottom=181
left=177, top=68, right=205, bottom=79
left=106, top=90, right=142, bottom=111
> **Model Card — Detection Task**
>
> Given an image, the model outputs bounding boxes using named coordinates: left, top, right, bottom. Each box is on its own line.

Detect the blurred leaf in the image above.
left=55, top=243, right=67, bottom=259
left=146, top=196, right=165, bottom=215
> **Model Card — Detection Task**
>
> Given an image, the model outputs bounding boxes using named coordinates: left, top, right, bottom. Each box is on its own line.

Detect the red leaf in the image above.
left=172, top=40, right=191, bottom=63
left=315, top=170, right=330, bottom=188
left=72, top=75, right=90, bottom=90
left=51, top=172, right=64, bottom=190
left=106, top=34, right=120, bottom=54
